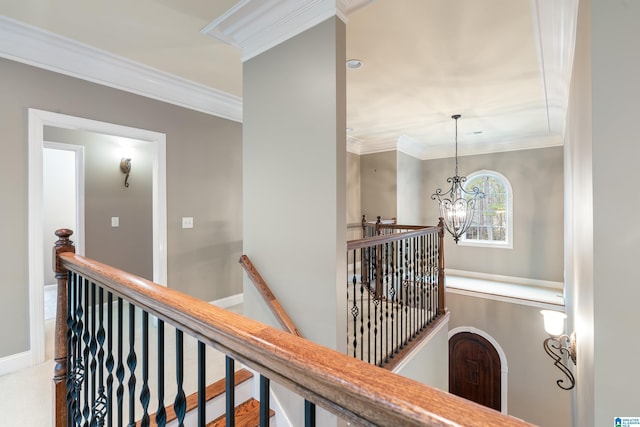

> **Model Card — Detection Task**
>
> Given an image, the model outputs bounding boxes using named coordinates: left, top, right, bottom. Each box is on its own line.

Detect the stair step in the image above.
left=206, top=398, right=275, bottom=427
left=136, top=368, right=254, bottom=426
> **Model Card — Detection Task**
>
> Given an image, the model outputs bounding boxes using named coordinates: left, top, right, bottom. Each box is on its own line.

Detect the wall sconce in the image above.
left=120, top=157, right=131, bottom=188
left=541, top=310, right=576, bottom=390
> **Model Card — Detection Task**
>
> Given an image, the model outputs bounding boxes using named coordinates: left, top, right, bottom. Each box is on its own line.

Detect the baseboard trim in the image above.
left=210, top=293, right=243, bottom=309
left=0, top=350, right=33, bottom=376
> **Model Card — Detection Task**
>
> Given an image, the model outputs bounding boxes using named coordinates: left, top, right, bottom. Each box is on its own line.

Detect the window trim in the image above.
left=459, top=170, right=513, bottom=249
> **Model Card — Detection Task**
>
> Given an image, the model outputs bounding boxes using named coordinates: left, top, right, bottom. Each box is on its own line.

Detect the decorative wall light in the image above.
left=541, top=310, right=577, bottom=390
left=120, top=157, right=131, bottom=187
left=431, top=114, right=484, bottom=243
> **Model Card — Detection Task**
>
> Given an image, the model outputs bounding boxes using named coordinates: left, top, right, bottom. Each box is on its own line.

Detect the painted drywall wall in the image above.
left=395, top=318, right=449, bottom=392
left=42, top=148, right=77, bottom=286
left=447, top=292, right=570, bottom=426
left=243, top=17, right=346, bottom=426
left=564, top=0, right=594, bottom=425
left=0, top=57, right=242, bottom=358
left=346, top=152, right=362, bottom=240
left=397, top=151, right=422, bottom=225
left=360, top=151, right=397, bottom=221
left=566, top=0, right=640, bottom=425
left=44, top=127, right=153, bottom=279
left=422, top=147, right=564, bottom=282
left=243, top=17, right=346, bottom=347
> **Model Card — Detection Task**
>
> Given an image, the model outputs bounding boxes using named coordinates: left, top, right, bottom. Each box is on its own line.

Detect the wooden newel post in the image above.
left=437, top=218, right=446, bottom=315
left=53, top=228, right=75, bottom=427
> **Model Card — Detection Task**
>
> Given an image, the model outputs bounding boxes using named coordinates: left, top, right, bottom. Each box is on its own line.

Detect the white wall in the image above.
left=566, top=0, right=640, bottom=425
left=42, top=147, right=76, bottom=285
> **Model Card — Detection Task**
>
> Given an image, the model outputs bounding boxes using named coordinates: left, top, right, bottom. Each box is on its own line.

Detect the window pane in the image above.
left=462, top=172, right=510, bottom=245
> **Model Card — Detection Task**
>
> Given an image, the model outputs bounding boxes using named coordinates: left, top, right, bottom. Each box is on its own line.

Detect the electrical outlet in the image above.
left=182, top=217, right=193, bottom=229
left=111, top=217, right=119, bottom=227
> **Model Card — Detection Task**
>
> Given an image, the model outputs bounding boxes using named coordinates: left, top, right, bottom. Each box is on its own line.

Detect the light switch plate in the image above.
left=182, top=217, right=193, bottom=229
left=111, top=217, right=119, bottom=227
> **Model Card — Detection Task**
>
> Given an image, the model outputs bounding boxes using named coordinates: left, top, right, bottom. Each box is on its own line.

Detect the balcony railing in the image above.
left=347, top=218, right=445, bottom=368
left=52, top=228, right=535, bottom=427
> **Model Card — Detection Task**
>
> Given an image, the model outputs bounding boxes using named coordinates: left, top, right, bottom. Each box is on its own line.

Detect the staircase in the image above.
left=136, top=369, right=274, bottom=426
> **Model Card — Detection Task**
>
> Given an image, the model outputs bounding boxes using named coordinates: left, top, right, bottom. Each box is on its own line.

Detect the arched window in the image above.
left=461, top=170, right=513, bottom=248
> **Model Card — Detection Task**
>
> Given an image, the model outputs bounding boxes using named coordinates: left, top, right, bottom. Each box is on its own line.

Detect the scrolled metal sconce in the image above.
left=120, top=157, right=131, bottom=188
left=541, top=310, right=577, bottom=390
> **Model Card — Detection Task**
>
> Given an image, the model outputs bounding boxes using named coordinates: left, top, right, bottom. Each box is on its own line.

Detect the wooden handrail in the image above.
left=347, top=226, right=440, bottom=250
left=56, top=251, right=534, bottom=426
left=238, top=254, right=303, bottom=338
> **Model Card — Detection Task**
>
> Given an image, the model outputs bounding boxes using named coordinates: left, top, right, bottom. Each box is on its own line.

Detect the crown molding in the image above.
left=0, top=16, right=242, bottom=122
left=202, top=0, right=374, bottom=61
left=350, top=133, right=563, bottom=160
left=531, top=0, right=579, bottom=137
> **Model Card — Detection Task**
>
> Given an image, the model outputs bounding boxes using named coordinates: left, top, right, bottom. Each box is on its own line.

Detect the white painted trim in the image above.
left=446, top=287, right=564, bottom=310
left=0, top=351, right=33, bottom=376
left=391, top=312, right=450, bottom=374
left=28, top=108, right=168, bottom=366
left=0, top=16, right=242, bottom=122
left=201, top=0, right=373, bottom=62
left=446, top=269, right=563, bottom=290
left=449, top=326, right=509, bottom=414
left=210, top=293, right=244, bottom=309
left=459, top=170, right=514, bottom=249
left=351, top=134, right=563, bottom=160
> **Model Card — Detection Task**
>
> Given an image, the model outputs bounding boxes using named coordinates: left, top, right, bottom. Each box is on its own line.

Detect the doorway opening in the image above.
left=28, top=109, right=167, bottom=366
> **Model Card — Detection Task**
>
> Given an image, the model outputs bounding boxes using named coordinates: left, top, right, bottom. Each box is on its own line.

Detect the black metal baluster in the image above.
left=198, top=341, right=206, bottom=427
left=140, top=311, right=150, bottom=426
left=82, top=278, right=91, bottom=425
left=67, top=272, right=82, bottom=426
left=350, top=249, right=359, bottom=359
left=116, top=297, right=124, bottom=427
left=259, top=376, right=270, bottom=427
left=174, top=330, right=186, bottom=427
left=304, top=400, right=316, bottom=427
left=94, top=286, right=107, bottom=425
left=127, top=303, right=137, bottom=426
left=89, top=282, right=97, bottom=425
left=363, top=248, right=369, bottom=363
left=155, top=319, right=166, bottom=427
left=106, top=291, right=114, bottom=427
left=225, top=356, right=235, bottom=427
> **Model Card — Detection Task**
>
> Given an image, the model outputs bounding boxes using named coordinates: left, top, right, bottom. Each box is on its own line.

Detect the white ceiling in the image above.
left=0, top=0, right=578, bottom=159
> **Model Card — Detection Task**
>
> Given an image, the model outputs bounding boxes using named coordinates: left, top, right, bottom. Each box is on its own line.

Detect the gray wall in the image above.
left=44, top=127, right=154, bottom=280
left=243, top=17, right=346, bottom=347
left=360, top=151, right=397, bottom=221
left=397, top=151, right=422, bottom=225
left=447, top=293, right=570, bottom=427
left=0, top=57, right=242, bottom=358
left=346, top=152, right=362, bottom=240
left=422, top=147, right=564, bottom=282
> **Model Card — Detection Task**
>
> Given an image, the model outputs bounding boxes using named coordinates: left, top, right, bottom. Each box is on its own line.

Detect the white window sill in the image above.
left=445, top=274, right=564, bottom=309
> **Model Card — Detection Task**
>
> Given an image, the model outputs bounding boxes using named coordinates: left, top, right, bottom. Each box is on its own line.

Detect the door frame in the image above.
left=448, top=326, right=509, bottom=413
left=28, top=108, right=167, bottom=365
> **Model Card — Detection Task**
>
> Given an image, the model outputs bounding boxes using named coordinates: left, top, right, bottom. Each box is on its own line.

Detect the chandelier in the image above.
left=431, top=114, right=484, bottom=243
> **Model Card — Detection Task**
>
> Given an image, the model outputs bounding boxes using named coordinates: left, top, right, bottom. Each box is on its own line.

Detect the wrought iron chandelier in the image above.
left=431, top=114, right=484, bottom=243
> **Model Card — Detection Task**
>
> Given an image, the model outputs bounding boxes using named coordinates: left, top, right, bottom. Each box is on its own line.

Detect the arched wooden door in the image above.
left=449, top=332, right=501, bottom=411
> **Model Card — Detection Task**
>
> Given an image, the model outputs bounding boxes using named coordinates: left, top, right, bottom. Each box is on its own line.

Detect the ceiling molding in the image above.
left=531, top=0, right=579, bottom=137
left=201, top=0, right=374, bottom=61
left=351, top=134, right=563, bottom=160
left=0, top=16, right=242, bottom=122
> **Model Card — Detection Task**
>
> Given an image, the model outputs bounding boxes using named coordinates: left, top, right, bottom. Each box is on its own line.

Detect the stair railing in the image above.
left=239, top=254, right=303, bottom=338
left=347, top=218, right=446, bottom=369
left=53, top=228, right=534, bottom=427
